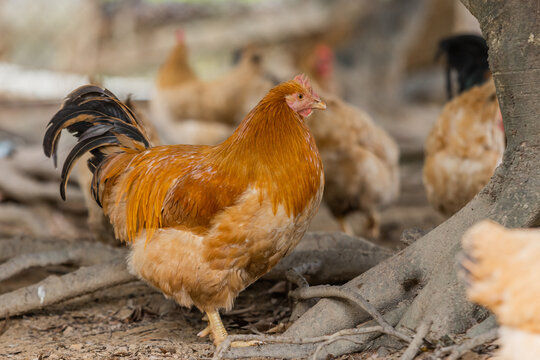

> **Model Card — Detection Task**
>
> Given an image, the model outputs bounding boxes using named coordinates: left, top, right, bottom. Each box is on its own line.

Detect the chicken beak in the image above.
left=312, top=100, right=327, bottom=110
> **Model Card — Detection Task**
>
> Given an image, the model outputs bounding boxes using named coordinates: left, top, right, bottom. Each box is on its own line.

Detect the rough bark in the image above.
left=265, top=232, right=392, bottom=284
left=229, top=1, right=539, bottom=357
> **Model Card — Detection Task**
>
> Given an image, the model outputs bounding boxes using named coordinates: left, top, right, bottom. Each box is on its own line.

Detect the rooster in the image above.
left=462, top=220, right=540, bottom=360
left=43, top=74, right=326, bottom=346
left=423, top=34, right=504, bottom=216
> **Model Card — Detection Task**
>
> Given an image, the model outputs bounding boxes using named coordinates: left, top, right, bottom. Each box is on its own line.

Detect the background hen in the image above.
left=307, top=93, right=400, bottom=238
left=423, top=34, right=504, bottom=216
left=462, top=220, right=540, bottom=360
left=150, top=32, right=272, bottom=145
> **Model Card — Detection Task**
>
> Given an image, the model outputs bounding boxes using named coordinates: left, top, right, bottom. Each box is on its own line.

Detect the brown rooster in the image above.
left=43, top=75, right=326, bottom=346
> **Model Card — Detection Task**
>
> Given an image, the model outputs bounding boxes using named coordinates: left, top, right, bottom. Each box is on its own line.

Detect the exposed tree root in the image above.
left=0, top=236, right=74, bottom=262
left=0, top=316, right=9, bottom=337
left=0, top=258, right=135, bottom=318
left=216, top=283, right=416, bottom=359
left=285, top=268, right=316, bottom=322
left=265, top=231, right=392, bottom=284
left=290, top=285, right=413, bottom=343
left=0, top=204, right=48, bottom=236
left=0, top=157, right=84, bottom=209
left=0, top=242, right=125, bottom=282
left=276, top=0, right=540, bottom=354
left=215, top=304, right=410, bottom=359
left=9, top=146, right=62, bottom=182
left=285, top=268, right=311, bottom=289
left=0, top=232, right=389, bottom=320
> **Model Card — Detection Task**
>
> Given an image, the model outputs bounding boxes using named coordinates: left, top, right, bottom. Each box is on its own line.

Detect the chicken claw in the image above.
left=204, top=310, right=228, bottom=346
left=197, top=326, right=211, bottom=338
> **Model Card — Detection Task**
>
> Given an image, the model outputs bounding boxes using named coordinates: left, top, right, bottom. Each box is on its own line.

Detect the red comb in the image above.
left=315, top=44, right=333, bottom=59
left=175, top=29, right=185, bottom=44
left=294, top=74, right=312, bottom=92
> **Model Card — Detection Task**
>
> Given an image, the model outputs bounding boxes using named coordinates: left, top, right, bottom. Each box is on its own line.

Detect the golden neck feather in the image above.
left=210, top=82, right=323, bottom=217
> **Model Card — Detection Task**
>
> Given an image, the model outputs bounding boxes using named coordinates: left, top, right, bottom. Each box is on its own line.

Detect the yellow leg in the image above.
left=365, top=211, right=380, bottom=239
left=199, top=310, right=262, bottom=348
left=202, top=310, right=228, bottom=346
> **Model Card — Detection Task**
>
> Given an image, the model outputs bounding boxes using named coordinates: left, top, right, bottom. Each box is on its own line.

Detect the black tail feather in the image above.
left=437, top=34, right=490, bottom=99
left=43, top=85, right=151, bottom=201
left=60, top=135, right=121, bottom=200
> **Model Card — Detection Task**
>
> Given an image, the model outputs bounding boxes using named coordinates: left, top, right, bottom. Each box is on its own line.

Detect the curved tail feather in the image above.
left=43, top=85, right=151, bottom=202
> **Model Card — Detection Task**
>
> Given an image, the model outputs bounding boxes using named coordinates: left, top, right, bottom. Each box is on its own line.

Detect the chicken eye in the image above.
left=298, top=94, right=304, bottom=100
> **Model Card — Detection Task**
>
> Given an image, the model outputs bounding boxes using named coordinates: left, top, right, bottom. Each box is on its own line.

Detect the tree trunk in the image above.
left=283, top=0, right=540, bottom=345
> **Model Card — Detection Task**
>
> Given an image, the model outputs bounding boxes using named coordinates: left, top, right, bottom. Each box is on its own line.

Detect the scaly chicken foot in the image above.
left=200, top=311, right=263, bottom=348
left=199, top=310, right=229, bottom=346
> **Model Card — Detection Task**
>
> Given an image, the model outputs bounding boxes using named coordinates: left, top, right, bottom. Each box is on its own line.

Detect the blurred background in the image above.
left=0, top=0, right=480, bottom=243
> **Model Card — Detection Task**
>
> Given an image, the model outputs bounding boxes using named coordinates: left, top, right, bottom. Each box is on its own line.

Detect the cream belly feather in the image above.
left=128, top=181, right=323, bottom=312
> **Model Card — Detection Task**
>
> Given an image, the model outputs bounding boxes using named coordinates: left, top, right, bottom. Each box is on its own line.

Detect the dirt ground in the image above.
left=0, top=101, right=494, bottom=360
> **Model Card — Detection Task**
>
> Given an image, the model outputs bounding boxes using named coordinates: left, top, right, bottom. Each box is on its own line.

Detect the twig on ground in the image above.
left=290, top=285, right=413, bottom=343
left=311, top=326, right=385, bottom=360
left=215, top=287, right=417, bottom=360
left=434, top=328, right=498, bottom=360
left=285, top=268, right=315, bottom=322
left=399, top=320, right=431, bottom=360
left=285, top=268, right=310, bottom=288
left=223, top=305, right=256, bottom=316
left=214, top=326, right=391, bottom=360
left=218, top=302, right=410, bottom=359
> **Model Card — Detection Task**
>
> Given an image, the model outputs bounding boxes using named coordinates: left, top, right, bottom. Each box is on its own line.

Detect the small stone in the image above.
left=69, top=344, right=83, bottom=351
left=62, top=326, right=74, bottom=336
